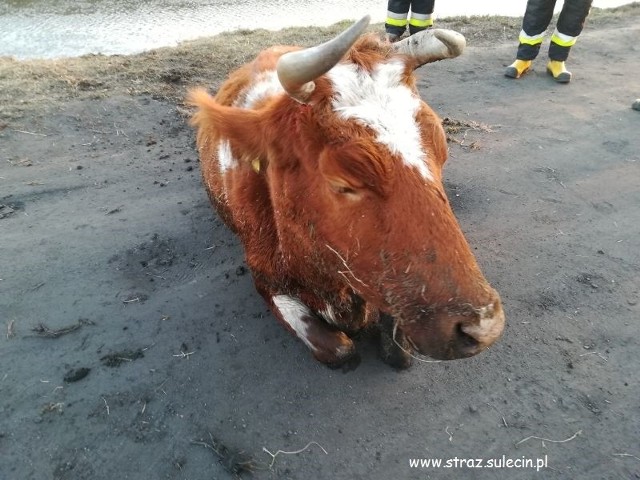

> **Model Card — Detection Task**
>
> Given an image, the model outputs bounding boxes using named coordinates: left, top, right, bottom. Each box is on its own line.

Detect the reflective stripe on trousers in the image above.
left=516, top=0, right=592, bottom=61
left=386, top=0, right=435, bottom=35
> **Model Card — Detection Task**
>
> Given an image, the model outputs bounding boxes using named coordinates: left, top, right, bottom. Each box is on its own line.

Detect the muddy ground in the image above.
left=1, top=6, right=639, bottom=480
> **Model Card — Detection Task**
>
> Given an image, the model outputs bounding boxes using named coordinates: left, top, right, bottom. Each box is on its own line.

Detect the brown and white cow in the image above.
left=188, top=16, right=505, bottom=369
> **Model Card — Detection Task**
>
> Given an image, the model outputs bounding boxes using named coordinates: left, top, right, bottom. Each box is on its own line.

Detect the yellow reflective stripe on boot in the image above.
left=551, top=29, right=577, bottom=47
left=518, top=29, right=545, bottom=46
left=409, top=13, right=433, bottom=28
left=386, top=11, right=408, bottom=27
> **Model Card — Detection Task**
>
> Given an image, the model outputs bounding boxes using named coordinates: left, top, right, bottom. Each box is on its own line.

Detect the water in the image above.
left=0, top=0, right=633, bottom=59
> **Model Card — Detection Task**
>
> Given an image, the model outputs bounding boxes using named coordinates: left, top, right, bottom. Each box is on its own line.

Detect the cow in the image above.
left=188, top=15, right=505, bottom=369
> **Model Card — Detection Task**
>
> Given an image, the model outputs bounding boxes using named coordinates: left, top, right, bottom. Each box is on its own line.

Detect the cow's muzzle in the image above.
left=398, top=295, right=505, bottom=360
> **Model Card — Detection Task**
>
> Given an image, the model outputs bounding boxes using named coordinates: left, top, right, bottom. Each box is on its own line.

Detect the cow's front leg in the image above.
left=260, top=289, right=360, bottom=370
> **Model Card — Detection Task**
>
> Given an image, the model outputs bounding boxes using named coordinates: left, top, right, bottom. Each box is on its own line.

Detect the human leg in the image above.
left=517, top=0, right=557, bottom=60
left=549, top=0, right=593, bottom=60
left=408, top=0, right=435, bottom=35
left=506, top=0, right=557, bottom=78
left=386, top=0, right=411, bottom=40
left=546, top=0, right=592, bottom=82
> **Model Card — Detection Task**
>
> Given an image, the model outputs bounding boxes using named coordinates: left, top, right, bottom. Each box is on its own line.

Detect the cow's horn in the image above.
left=392, top=28, right=466, bottom=68
left=277, top=15, right=370, bottom=103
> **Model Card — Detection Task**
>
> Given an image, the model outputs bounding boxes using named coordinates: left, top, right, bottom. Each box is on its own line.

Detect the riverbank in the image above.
left=1, top=4, right=638, bottom=122
left=2, top=6, right=640, bottom=480
left=0, top=0, right=633, bottom=59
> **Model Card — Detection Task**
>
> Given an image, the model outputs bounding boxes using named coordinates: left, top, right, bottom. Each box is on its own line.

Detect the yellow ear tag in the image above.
left=251, top=158, right=260, bottom=173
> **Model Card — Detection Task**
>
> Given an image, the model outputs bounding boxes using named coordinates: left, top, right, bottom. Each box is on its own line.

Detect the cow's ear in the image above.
left=188, top=88, right=265, bottom=160
left=416, top=105, right=448, bottom=173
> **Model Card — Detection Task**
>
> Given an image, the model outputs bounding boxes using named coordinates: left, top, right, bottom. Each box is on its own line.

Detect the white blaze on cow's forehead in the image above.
left=235, top=70, right=284, bottom=109
left=217, top=139, right=236, bottom=172
left=272, top=295, right=318, bottom=352
left=328, top=60, right=432, bottom=180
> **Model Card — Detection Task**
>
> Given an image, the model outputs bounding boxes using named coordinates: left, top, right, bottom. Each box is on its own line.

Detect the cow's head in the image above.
left=189, top=16, right=504, bottom=360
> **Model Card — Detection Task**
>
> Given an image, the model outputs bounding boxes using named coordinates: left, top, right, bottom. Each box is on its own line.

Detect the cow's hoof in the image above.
left=317, top=341, right=361, bottom=372
left=381, top=347, right=413, bottom=370
left=379, top=332, right=413, bottom=370
left=327, top=351, right=361, bottom=373
left=378, top=313, right=413, bottom=369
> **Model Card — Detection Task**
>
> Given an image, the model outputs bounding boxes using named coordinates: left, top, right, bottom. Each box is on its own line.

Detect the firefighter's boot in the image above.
left=546, top=60, right=572, bottom=83
left=505, top=59, right=532, bottom=79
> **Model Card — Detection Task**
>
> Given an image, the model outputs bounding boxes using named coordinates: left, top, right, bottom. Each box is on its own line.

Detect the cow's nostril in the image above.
left=456, top=323, right=480, bottom=350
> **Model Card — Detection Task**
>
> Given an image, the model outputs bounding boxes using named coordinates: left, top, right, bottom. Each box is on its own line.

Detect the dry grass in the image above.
left=31, top=318, right=93, bottom=338
left=0, top=4, right=637, bottom=122
left=0, top=22, right=354, bottom=121
left=192, top=432, right=259, bottom=476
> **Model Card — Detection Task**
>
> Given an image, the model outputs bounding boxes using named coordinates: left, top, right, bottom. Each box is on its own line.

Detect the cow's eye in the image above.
left=326, top=177, right=363, bottom=199
left=334, top=185, right=358, bottom=195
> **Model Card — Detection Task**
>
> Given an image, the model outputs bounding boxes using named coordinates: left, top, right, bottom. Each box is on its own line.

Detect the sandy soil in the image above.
left=1, top=8, right=639, bottom=480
